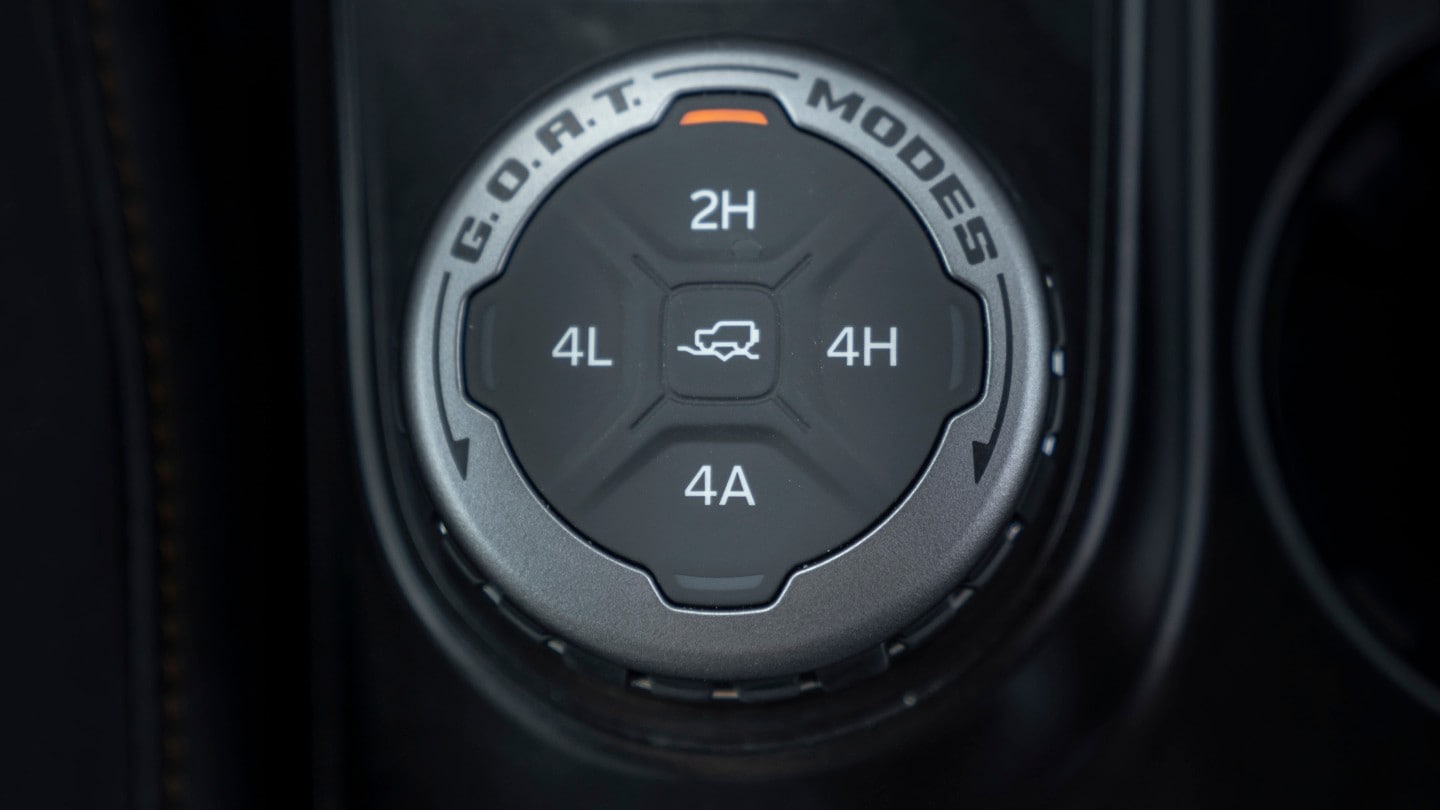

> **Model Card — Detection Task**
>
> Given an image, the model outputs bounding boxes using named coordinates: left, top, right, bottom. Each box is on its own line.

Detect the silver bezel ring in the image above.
left=403, top=40, right=1050, bottom=680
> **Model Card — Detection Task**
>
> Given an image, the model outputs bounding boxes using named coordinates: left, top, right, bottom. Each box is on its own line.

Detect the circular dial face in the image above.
left=464, top=93, right=986, bottom=607
left=405, top=42, right=1050, bottom=680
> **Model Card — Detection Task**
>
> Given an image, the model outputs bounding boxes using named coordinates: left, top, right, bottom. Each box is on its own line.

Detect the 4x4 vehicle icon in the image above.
left=676, top=319, right=761, bottom=362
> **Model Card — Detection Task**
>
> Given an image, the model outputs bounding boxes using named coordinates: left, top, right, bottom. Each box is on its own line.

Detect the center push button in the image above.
left=663, top=286, right=778, bottom=399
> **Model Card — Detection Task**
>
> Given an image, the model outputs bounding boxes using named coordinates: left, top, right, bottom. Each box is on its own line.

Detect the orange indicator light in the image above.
left=678, top=108, right=770, bottom=127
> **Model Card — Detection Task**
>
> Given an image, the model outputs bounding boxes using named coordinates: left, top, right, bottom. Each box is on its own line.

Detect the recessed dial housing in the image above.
left=405, top=42, right=1050, bottom=681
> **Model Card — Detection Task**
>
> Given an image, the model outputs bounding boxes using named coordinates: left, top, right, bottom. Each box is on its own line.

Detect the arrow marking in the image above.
left=972, top=274, right=1012, bottom=483
left=434, top=272, right=469, bottom=478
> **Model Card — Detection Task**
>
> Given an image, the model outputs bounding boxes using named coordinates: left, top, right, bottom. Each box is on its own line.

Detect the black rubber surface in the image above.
left=464, top=94, right=985, bottom=606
